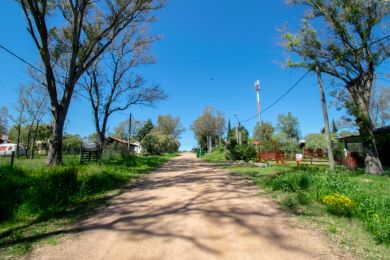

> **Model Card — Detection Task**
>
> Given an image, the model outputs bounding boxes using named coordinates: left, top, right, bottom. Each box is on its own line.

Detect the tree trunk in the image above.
left=350, top=80, right=383, bottom=175
left=16, top=123, right=22, bottom=158
left=207, top=136, right=212, bottom=153
left=31, top=121, right=40, bottom=159
left=46, top=111, right=65, bottom=166
left=25, top=124, right=33, bottom=159
left=316, top=69, right=335, bottom=171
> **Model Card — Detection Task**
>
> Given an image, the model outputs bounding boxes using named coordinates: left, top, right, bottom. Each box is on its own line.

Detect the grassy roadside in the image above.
left=203, top=151, right=390, bottom=259
left=0, top=153, right=175, bottom=258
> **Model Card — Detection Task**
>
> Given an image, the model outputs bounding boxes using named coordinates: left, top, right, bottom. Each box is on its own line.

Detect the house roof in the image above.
left=338, top=125, right=390, bottom=142
left=107, top=136, right=140, bottom=147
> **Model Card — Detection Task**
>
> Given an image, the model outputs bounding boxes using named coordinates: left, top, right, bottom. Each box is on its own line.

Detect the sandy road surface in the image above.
left=27, top=153, right=342, bottom=260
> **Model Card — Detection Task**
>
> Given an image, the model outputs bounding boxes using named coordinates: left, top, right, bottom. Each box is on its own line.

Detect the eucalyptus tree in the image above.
left=0, top=107, right=8, bottom=136
left=282, top=0, right=390, bottom=174
left=18, top=0, right=164, bottom=165
left=153, top=115, right=185, bottom=139
left=191, top=107, right=226, bottom=153
left=276, top=112, right=301, bottom=141
left=253, top=121, right=274, bottom=142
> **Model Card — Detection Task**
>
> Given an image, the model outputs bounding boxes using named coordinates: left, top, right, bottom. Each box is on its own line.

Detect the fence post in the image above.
left=10, top=151, right=15, bottom=168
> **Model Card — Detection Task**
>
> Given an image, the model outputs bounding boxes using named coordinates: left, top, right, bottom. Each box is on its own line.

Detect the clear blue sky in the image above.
left=0, top=0, right=389, bottom=150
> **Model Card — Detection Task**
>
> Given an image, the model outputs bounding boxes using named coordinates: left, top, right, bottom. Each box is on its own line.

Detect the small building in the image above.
left=106, top=136, right=142, bottom=155
left=338, top=126, right=390, bottom=167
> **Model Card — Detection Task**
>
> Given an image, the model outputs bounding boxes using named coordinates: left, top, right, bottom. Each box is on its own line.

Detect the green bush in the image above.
left=141, top=133, right=180, bottom=155
left=281, top=196, right=299, bottom=210
left=297, top=191, right=311, bottom=205
left=141, top=134, right=162, bottom=155
left=0, top=154, right=171, bottom=224
left=226, top=143, right=257, bottom=162
left=240, top=166, right=390, bottom=244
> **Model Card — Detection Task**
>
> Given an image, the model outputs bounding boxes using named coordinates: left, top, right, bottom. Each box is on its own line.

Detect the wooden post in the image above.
left=10, top=151, right=15, bottom=168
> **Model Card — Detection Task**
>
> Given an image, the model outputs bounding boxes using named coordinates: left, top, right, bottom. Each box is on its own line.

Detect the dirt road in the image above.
left=27, top=153, right=340, bottom=260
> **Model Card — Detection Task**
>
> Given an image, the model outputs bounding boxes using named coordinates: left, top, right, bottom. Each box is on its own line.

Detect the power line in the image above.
left=237, top=33, right=390, bottom=125
left=0, top=42, right=131, bottom=118
left=0, top=44, right=45, bottom=74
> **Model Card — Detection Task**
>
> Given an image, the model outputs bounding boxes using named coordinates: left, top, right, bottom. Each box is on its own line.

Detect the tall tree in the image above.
left=253, top=121, right=274, bottom=142
left=0, top=107, right=8, bottom=136
left=20, top=83, right=48, bottom=158
left=19, top=0, right=163, bottom=165
left=227, top=119, right=232, bottom=140
left=136, top=119, right=154, bottom=141
left=10, top=86, right=28, bottom=157
left=83, top=26, right=165, bottom=149
left=153, top=115, right=185, bottom=138
left=282, top=0, right=390, bottom=174
left=276, top=112, right=301, bottom=141
left=370, top=86, right=390, bottom=128
left=332, top=119, right=338, bottom=134
left=191, top=107, right=225, bottom=153
left=114, top=118, right=142, bottom=141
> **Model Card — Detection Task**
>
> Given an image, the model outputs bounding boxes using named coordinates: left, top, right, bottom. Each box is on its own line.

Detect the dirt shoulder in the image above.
left=26, top=153, right=345, bottom=260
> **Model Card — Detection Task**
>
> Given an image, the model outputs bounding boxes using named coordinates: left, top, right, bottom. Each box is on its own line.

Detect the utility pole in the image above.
left=255, top=80, right=261, bottom=126
left=128, top=113, right=132, bottom=150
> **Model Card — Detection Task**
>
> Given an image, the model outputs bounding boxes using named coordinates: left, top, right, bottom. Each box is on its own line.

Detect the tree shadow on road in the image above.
left=1, top=157, right=323, bottom=258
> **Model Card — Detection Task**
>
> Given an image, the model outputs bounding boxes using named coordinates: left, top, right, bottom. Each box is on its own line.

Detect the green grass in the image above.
left=0, top=153, right=175, bottom=258
left=231, top=166, right=390, bottom=258
left=203, top=152, right=390, bottom=258
left=202, top=150, right=226, bottom=163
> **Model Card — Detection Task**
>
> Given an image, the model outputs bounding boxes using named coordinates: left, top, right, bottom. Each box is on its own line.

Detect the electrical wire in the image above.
left=0, top=43, right=131, bottom=118
left=237, top=33, right=390, bottom=125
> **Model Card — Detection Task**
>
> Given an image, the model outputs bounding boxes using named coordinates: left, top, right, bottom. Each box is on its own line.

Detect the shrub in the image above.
left=281, top=196, right=299, bottom=210
left=321, top=193, right=356, bottom=217
left=297, top=191, right=311, bottom=205
left=141, top=133, right=180, bottom=155
left=141, top=134, right=162, bottom=155
left=226, top=143, right=257, bottom=162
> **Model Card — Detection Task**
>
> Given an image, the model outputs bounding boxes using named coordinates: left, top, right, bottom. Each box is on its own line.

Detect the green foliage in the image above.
left=226, top=141, right=257, bottom=162
left=136, top=119, right=154, bottom=141
left=281, top=196, right=299, bottom=210
left=0, top=154, right=172, bottom=257
left=321, top=193, right=356, bottom=217
left=253, top=121, right=274, bottom=141
left=141, top=133, right=180, bottom=155
left=0, top=107, right=8, bottom=135
left=282, top=0, right=389, bottom=173
left=272, top=132, right=299, bottom=153
left=153, top=115, right=185, bottom=139
left=305, top=133, right=327, bottom=151
left=232, top=165, right=390, bottom=244
left=141, top=134, right=161, bottom=155
left=191, top=106, right=226, bottom=150
left=203, top=150, right=226, bottom=163
left=276, top=112, right=301, bottom=140
left=62, top=134, right=82, bottom=153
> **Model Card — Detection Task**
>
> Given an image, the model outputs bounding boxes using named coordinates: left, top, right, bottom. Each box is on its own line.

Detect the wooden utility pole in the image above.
left=316, top=67, right=335, bottom=171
